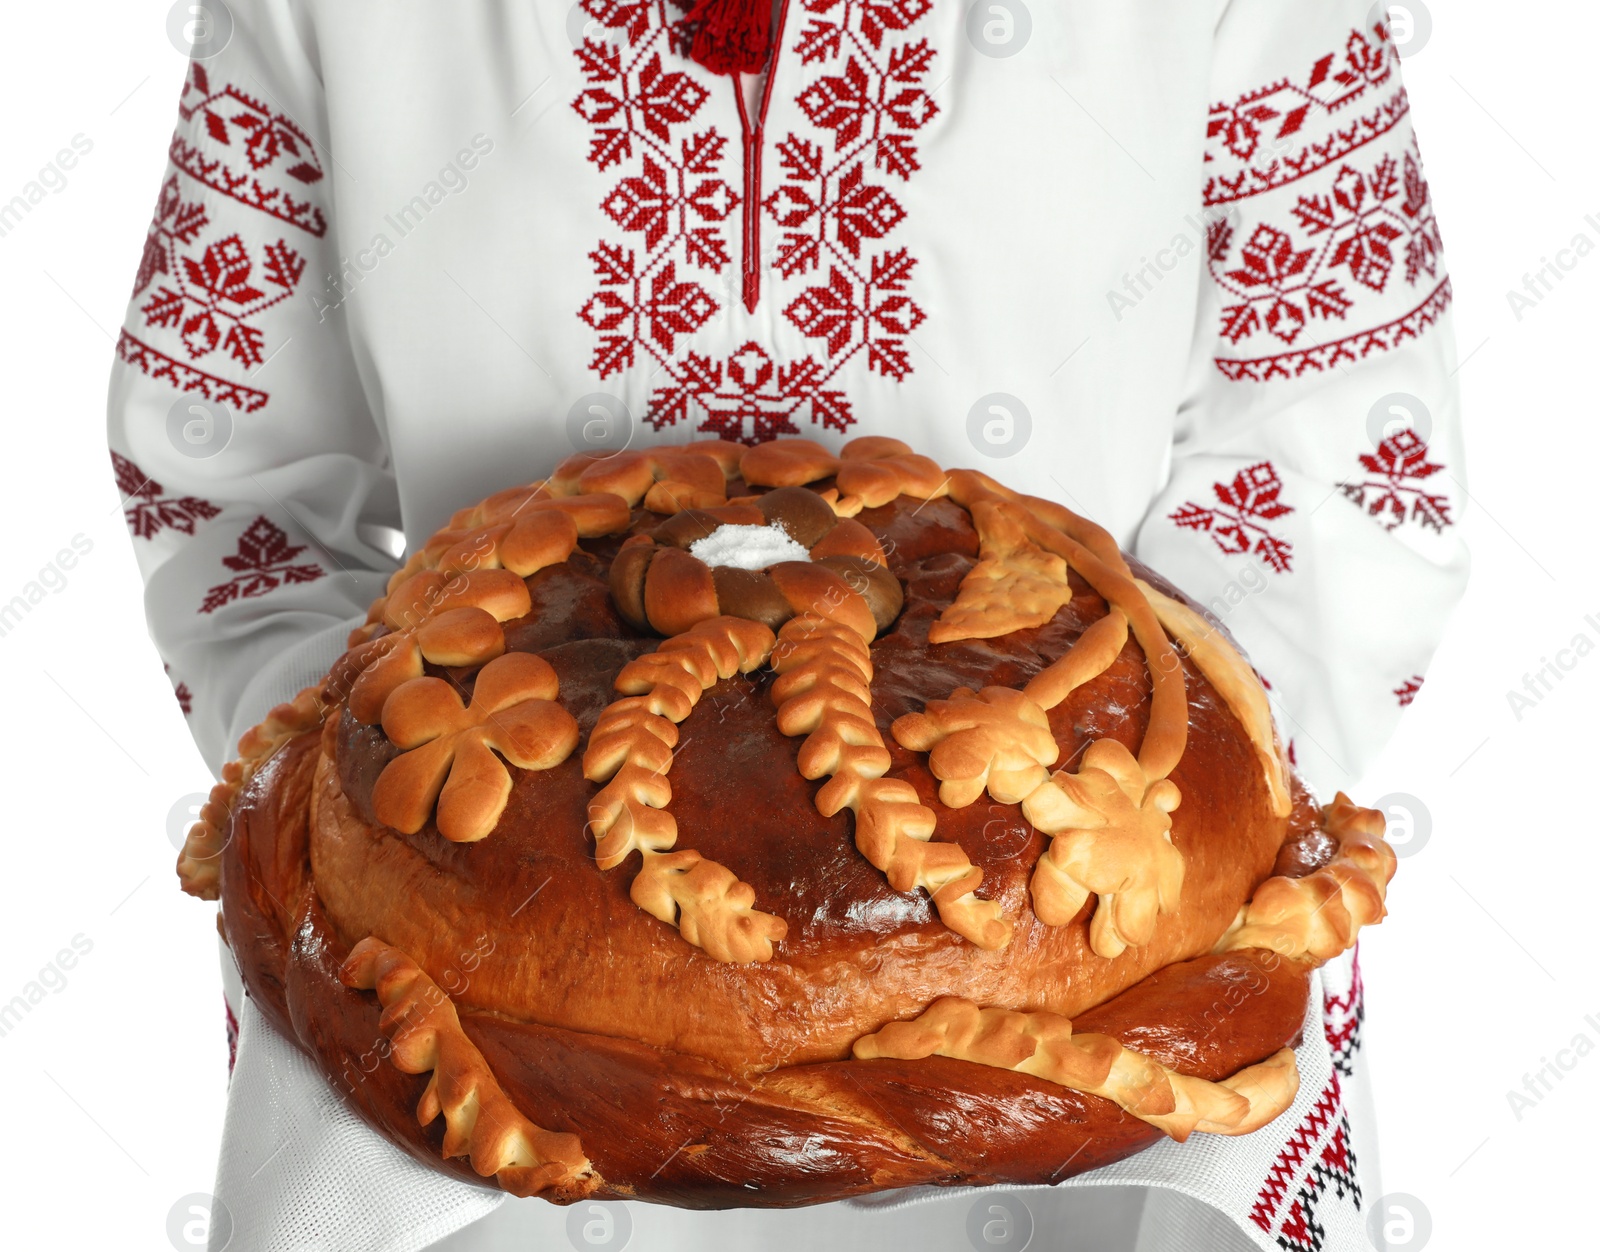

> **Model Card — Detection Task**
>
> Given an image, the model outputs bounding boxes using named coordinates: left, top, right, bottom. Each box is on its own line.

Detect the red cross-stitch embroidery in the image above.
left=138, top=214, right=305, bottom=371
left=573, top=3, right=737, bottom=378
left=1249, top=960, right=1368, bottom=1252
left=172, top=62, right=328, bottom=237
left=1205, top=21, right=1403, bottom=206
left=224, top=995, right=239, bottom=1074
left=113, top=450, right=221, bottom=540
left=1340, top=428, right=1452, bottom=532
left=763, top=14, right=936, bottom=400
left=1211, top=138, right=1443, bottom=353
left=116, top=330, right=271, bottom=414
left=573, top=0, right=936, bottom=443
left=163, top=662, right=195, bottom=717
left=1208, top=21, right=1450, bottom=382
left=1322, top=948, right=1365, bottom=1078
left=1394, top=674, right=1424, bottom=707
left=135, top=175, right=208, bottom=299
left=1170, top=461, right=1296, bottom=573
left=199, top=516, right=324, bottom=614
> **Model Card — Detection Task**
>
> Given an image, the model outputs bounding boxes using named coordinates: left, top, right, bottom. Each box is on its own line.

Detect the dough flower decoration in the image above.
left=372, top=652, right=580, bottom=842
left=345, top=568, right=532, bottom=723
left=891, top=689, right=1183, bottom=958
left=189, top=432, right=1409, bottom=1206
left=1022, top=740, right=1185, bottom=957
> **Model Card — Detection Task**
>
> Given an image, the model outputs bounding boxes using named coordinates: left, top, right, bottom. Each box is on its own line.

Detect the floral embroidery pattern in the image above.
left=1394, top=675, right=1423, bottom=707
left=172, top=62, right=327, bottom=236
left=765, top=11, right=937, bottom=396
left=1170, top=461, right=1296, bottom=574
left=113, top=450, right=221, bottom=540
left=138, top=213, right=305, bottom=371
left=1339, top=428, right=1452, bottom=532
left=122, top=65, right=329, bottom=414
left=1207, top=23, right=1450, bottom=382
left=572, top=0, right=937, bottom=443
left=163, top=662, right=195, bottom=716
left=1205, top=22, right=1402, bottom=206
left=573, top=4, right=738, bottom=380
left=199, top=516, right=324, bottom=614
left=1210, top=139, right=1443, bottom=359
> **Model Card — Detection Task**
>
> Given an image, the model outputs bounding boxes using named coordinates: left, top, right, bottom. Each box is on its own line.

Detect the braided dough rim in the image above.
left=190, top=434, right=1401, bottom=1205
left=219, top=733, right=1320, bottom=1207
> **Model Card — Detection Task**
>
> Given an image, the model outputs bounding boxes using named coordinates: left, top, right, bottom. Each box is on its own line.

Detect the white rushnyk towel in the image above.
left=210, top=946, right=1378, bottom=1252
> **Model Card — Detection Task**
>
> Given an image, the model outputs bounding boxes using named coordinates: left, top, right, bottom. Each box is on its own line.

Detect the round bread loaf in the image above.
left=180, top=436, right=1397, bottom=1208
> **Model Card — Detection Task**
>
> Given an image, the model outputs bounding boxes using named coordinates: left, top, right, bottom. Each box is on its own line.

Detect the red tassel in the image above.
left=681, top=0, right=773, bottom=76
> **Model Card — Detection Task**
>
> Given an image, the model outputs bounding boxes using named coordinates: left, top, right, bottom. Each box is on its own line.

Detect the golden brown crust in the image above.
left=1217, top=793, right=1395, bottom=961
left=852, top=997, right=1299, bottom=1142
left=235, top=845, right=1314, bottom=1207
left=371, top=653, right=580, bottom=842
left=197, top=434, right=1403, bottom=1207
left=1137, top=579, right=1292, bottom=818
left=581, top=616, right=785, bottom=959
left=339, top=937, right=600, bottom=1200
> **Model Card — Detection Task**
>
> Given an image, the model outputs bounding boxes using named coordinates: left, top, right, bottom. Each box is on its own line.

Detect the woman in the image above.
left=110, top=1, right=1463, bottom=1247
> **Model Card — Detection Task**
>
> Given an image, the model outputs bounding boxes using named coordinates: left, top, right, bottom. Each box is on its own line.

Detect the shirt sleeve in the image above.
left=107, top=0, right=398, bottom=774
left=1132, top=0, right=1467, bottom=798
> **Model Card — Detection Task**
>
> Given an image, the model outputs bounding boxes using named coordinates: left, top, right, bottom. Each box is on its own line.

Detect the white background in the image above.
left=0, top=2, right=1594, bottom=1250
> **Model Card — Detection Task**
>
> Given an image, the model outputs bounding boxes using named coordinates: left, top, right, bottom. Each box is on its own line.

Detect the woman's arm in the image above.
left=109, top=0, right=398, bottom=774
left=1133, top=0, right=1466, bottom=796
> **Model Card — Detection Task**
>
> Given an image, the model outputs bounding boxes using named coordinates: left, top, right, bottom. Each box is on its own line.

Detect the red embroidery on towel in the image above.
left=1249, top=955, right=1367, bottom=1251
left=1394, top=675, right=1424, bottom=707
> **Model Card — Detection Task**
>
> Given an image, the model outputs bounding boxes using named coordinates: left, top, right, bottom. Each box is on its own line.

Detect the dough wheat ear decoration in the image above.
left=892, top=473, right=1191, bottom=957
left=582, top=616, right=788, bottom=963
left=193, top=434, right=1403, bottom=1206
left=853, top=997, right=1299, bottom=1142
left=772, top=614, right=1012, bottom=950
left=340, top=938, right=599, bottom=1201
